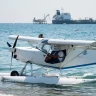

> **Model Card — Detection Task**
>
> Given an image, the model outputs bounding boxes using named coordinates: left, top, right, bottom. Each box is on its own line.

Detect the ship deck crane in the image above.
left=33, top=14, right=49, bottom=24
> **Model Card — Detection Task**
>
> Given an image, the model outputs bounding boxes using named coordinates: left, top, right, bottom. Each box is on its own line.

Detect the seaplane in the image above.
left=1, top=35, right=96, bottom=85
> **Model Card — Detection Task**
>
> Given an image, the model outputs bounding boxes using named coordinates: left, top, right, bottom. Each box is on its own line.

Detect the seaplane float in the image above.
left=1, top=35, right=96, bottom=85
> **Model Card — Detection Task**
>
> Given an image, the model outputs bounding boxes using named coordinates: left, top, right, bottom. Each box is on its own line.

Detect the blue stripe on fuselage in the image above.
left=40, top=62, right=96, bottom=69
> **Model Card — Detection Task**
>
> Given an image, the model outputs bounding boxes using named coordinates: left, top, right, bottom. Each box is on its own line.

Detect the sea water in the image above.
left=0, top=23, right=96, bottom=96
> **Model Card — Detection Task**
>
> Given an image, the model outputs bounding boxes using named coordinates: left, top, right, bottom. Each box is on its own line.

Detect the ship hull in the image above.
left=52, top=20, right=96, bottom=24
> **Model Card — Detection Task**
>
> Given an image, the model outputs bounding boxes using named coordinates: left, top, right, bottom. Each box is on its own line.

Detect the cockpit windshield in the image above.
left=39, top=44, right=52, bottom=54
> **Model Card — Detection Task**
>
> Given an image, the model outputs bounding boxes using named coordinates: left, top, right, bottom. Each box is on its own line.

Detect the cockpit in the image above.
left=38, top=43, right=67, bottom=64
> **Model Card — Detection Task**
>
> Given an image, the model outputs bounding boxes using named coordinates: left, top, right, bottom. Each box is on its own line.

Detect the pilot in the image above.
left=45, top=51, right=64, bottom=64
left=38, top=34, right=44, bottom=38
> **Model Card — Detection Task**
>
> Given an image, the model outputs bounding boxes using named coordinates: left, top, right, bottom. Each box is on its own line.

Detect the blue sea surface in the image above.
left=0, top=23, right=96, bottom=96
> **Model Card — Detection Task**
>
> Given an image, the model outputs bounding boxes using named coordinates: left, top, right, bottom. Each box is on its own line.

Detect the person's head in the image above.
left=38, top=34, right=44, bottom=38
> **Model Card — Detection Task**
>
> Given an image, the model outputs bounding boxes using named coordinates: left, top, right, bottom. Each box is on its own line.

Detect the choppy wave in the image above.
left=83, top=73, right=96, bottom=79
left=0, top=93, right=13, bottom=96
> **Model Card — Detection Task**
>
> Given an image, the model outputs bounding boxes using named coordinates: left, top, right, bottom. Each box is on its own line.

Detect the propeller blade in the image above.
left=12, top=52, right=13, bottom=58
left=13, top=35, right=19, bottom=48
left=10, top=52, right=13, bottom=70
left=7, top=42, right=12, bottom=47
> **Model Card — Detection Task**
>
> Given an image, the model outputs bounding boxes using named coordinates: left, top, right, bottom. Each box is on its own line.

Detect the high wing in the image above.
left=9, top=35, right=96, bottom=46
left=42, top=39, right=96, bottom=46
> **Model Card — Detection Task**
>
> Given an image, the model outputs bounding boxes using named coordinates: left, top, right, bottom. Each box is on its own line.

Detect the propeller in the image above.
left=7, top=35, right=19, bottom=69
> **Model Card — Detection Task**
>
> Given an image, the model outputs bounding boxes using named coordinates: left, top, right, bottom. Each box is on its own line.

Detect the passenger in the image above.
left=45, top=53, right=52, bottom=63
left=58, top=51, right=65, bottom=62
left=38, top=34, right=44, bottom=38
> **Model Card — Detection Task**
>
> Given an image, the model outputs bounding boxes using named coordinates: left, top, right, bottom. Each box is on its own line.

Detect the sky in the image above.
left=0, top=0, right=96, bottom=23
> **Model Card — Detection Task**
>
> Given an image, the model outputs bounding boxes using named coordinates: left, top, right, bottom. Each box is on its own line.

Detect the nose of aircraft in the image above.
left=9, top=47, right=15, bottom=52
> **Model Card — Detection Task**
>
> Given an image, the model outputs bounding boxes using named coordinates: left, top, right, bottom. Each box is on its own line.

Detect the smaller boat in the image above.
left=33, top=14, right=49, bottom=24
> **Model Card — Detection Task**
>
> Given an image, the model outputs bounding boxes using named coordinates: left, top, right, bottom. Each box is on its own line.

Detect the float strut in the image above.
left=30, top=63, right=33, bottom=76
left=20, top=62, right=28, bottom=76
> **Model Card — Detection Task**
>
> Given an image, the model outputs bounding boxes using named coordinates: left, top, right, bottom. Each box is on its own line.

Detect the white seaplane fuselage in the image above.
left=11, top=45, right=96, bottom=69
left=1, top=35, right=96, bottom=85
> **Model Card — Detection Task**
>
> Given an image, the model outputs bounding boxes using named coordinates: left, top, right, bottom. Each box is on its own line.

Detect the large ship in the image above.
left=52, top=10, right=96, bottom=24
